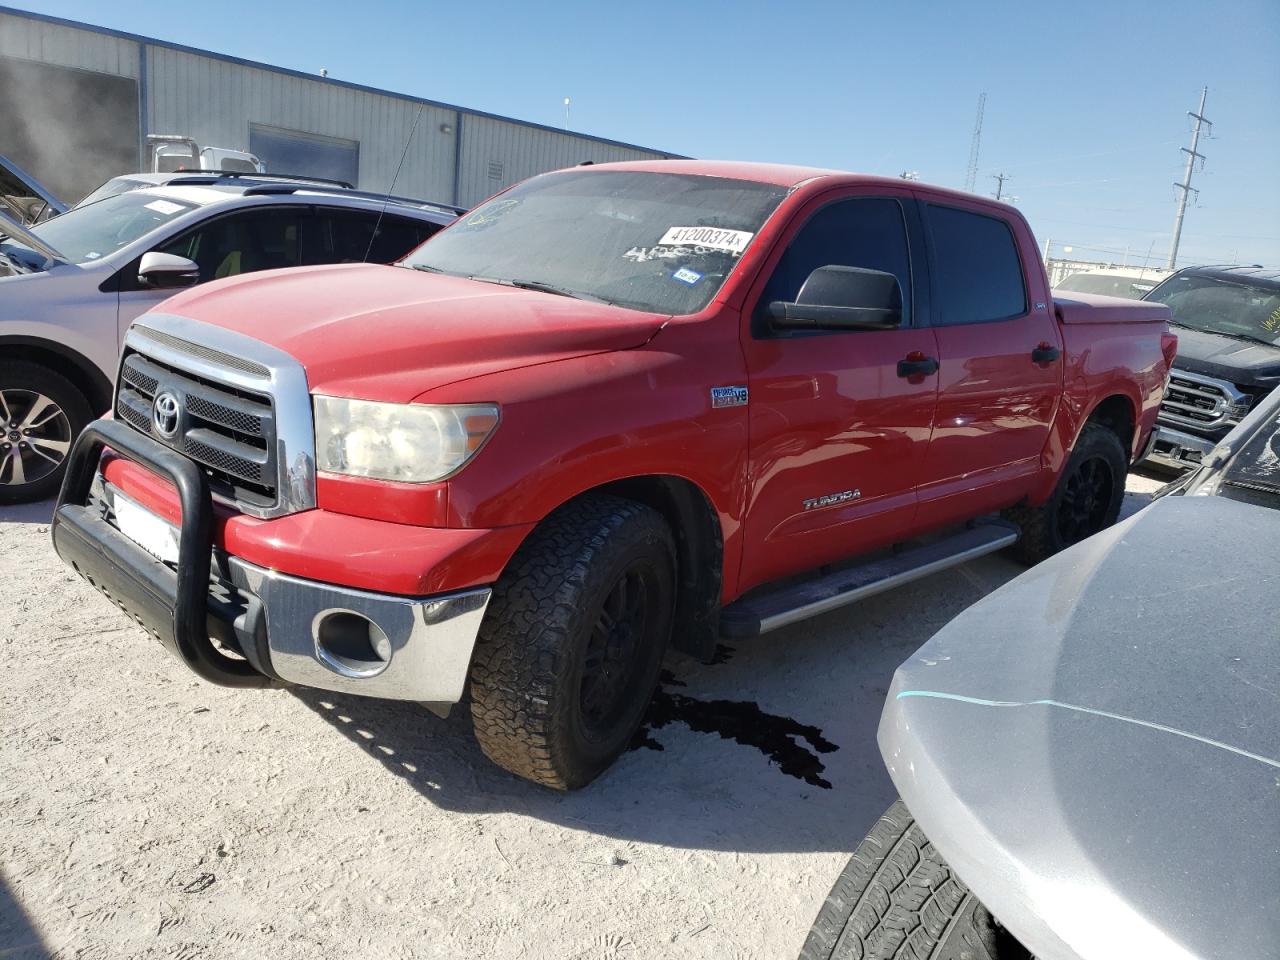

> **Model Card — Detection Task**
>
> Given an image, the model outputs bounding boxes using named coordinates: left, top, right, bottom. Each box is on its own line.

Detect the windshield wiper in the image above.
left=407, top=263, right=446, bottom=273
left=463, top=275, right=611, bottom=304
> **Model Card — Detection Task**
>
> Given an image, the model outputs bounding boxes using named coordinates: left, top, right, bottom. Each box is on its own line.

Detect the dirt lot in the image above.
left=1, top=472, right=1165, bottom=960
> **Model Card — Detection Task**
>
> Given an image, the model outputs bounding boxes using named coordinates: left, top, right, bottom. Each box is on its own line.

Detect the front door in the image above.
left=914, top=199, right=1063, bottom=529
left=737, top=192, right=939, bottom=594
left=115, top=207, right=304, bottom=345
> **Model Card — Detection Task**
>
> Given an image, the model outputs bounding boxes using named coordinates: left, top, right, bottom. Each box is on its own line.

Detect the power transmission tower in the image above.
left=991, top=172, right=1011, bottom=200
left=964, top=92, right=986, bottom=192
left=1168, top=86, right=1211, bottom=269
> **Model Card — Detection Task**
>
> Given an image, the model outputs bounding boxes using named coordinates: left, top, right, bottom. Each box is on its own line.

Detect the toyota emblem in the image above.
left=152, top=391, right=181, bottom=438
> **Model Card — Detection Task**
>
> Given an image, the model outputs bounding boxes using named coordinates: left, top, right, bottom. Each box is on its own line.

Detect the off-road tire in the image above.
left=1004, top=422, right=1128, bottom=565
left=0, top=361, right=93, bottom=505
left=469, top=494, right=675, bottom=790
left=799, top=801, right=1029, bottom=960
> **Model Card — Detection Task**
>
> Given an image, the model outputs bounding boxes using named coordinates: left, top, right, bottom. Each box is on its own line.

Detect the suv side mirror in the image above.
left=138, top=251, right=200, bottom=289
left=770, top=265, right=902, bottom=331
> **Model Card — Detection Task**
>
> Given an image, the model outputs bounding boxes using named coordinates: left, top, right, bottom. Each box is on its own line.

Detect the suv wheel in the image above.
left=0, top=362, right=92, bottom=505
left=1004, top=422, right=1128, bottom=565
left=469, top=494, right=675, bottom=790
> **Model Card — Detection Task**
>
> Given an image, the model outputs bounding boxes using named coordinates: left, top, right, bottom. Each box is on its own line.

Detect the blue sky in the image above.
left=14, top=0, right=1280, bottom=266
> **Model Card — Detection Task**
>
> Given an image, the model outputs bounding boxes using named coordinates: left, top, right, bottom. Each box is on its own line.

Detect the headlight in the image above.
left=314, top=396, right=499, bottom=482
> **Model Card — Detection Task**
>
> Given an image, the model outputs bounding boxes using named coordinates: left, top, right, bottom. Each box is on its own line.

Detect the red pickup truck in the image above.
left=52, top=161, right=1176, bottom=789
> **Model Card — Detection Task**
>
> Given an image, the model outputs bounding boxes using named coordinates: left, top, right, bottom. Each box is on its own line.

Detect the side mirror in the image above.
left=769, top=265, right=902, bottom=331
left=138, top=251, right=199, bottom=289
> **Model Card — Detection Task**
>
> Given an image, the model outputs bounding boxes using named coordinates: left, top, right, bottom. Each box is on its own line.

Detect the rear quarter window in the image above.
left=927, top=204, right=1027, bottom=325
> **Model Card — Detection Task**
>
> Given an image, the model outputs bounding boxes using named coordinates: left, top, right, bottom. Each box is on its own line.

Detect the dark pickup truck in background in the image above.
left=1142, top=264, right=1280, bottom=469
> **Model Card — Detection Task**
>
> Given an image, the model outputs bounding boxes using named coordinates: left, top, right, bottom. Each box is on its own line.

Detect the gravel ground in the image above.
left=1, top=471, right=1166, bottom=960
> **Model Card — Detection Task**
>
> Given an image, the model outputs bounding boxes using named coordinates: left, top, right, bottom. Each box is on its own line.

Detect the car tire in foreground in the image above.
left=469, top=494, right=675, bottom=790
left=1005, top=421, right=1128, bottom=565
left=799, top=800, right=1029, bottom=960
left=0, top=361, right=91, bottom=505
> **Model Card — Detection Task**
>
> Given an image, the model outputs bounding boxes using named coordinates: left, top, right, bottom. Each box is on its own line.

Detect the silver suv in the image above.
left=0, top=175, right=459, bottom=503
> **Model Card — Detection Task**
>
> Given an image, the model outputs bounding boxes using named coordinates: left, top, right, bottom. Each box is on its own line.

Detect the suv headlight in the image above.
left=314, top=396, right=499, bottom=482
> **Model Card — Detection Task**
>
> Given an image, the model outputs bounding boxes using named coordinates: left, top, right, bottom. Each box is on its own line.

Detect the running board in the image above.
left=719, top=520, right=1020, bottom=639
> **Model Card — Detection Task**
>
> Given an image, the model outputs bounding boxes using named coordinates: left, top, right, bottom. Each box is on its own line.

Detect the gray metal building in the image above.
left=0, top=6, right=680, bottom=207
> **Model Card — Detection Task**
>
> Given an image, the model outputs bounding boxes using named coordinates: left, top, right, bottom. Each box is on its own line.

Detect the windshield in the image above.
left=77, top=178, right=155, bottom=208
left=1145, top=273, right=1280, bottom=346
left=1054, top=272, right=1159, bottom=299
left=404, top=170, right=787, bottom=315
left=9, top=191, right=198, bottom=266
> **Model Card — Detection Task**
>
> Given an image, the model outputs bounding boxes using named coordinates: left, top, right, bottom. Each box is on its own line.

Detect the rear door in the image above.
left=736, top=189, right=939, bottom=593
left=914, top=199, right=1062, bottom=529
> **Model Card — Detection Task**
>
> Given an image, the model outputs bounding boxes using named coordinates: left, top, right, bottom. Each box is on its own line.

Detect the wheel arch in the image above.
left=531, top=474, right=725, bottom=662
left=1081, top=392, right=1138, bottom=460
left=0, top=336, right=113, bottom=414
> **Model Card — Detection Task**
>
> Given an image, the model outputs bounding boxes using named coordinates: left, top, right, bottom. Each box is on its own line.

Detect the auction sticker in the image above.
left=145, top=199, right=185, bottom=215
left=659, top=226, right=753, bottom=255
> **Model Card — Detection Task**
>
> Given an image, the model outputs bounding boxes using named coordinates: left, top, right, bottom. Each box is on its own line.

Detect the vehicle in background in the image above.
left=0, top=153, right=67, bottom=226
left=1140, top=264, right=1280, bottom=469
left=0, top=178, right=458, bottom=502
left=800, top=382, right=1280, bottom=960
left=50, top=160, right=1174, bottom=789
left=146, top=134, right=266, bottom=175
left=1052, top=265, right=1168, bottom=300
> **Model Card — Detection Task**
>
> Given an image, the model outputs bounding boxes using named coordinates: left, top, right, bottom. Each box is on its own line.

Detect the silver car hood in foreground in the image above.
left=881, top=495, right=1279, bottom=960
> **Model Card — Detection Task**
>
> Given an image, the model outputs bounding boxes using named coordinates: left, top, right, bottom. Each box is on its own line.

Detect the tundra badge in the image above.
left=711, top=386, right=749, bottom=409
left=803, top=489, right=861, bottom=511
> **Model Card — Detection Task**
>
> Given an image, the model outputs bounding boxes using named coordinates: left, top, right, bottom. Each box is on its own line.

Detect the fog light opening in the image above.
left=313, top=609, right=393, bottom=678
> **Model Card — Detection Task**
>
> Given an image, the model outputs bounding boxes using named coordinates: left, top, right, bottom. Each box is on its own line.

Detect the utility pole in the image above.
left=563, top=97, right=571, bottom=130
left=991, top=172, right=1011, bottom=200
left=1168, top=86, right=1211, bottom=270
left=964, top=92, right=986, bottom=193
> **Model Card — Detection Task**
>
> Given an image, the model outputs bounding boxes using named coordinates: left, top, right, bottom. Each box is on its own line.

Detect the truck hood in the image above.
left=1167, top=324, right=1280, bottom=388
left=152, top=263, right=669, bottom=401
left=881, top=495, right=1279, bottom=960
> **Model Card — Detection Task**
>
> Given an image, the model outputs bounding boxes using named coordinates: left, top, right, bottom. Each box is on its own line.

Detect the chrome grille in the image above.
left=132, top=326, right=271, bottom=378
left=116, top=349, right=277, bottom=506
left=118, top=314, right=316, bottom=519
left=1158, top=369, right=1248, bottom=431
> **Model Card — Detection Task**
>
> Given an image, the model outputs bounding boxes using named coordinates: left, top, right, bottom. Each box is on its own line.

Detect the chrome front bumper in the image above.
left=224, top=557, right=490, bottom=705
left=52, top=418, right=491, bottom=708
left=1143, top=423, right=1218, bottom=470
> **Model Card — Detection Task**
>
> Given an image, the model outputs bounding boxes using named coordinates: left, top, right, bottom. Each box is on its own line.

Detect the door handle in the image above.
left=1032, top=343, right=1061, bottom=364
left=897, top=352, right=939, bottom=378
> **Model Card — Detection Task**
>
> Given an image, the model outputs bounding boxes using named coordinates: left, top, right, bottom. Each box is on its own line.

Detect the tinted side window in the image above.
left=927, top=205, right=1026, bottom=324
left=308, top=211, right=439, bottom=265
left=157, top=208, right=301, bottom=283
left=756, top=198, right=912, bottom=334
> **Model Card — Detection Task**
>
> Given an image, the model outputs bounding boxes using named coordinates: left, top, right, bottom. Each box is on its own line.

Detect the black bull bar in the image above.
left=50, top=418, right=271, bottom=688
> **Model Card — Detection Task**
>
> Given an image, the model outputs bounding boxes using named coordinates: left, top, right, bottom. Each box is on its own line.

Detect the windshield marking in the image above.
left=895, top=689, right=1280, bottom=770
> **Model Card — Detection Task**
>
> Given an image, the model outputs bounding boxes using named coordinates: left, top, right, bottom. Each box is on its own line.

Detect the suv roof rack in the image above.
left=166, top=171, right=355, bottom=189
left=238, top=181, right=465, bottom=216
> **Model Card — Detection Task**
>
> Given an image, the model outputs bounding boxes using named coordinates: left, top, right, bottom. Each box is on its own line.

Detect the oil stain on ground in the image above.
left=632, top=663, right=840, bottom=789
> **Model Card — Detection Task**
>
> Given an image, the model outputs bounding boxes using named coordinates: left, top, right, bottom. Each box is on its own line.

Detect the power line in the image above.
left=1168, top=86, right=1211, bottom=269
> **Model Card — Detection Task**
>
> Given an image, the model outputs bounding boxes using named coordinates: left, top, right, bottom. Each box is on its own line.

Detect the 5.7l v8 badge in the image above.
left=711, top=385, right=749, bottom=409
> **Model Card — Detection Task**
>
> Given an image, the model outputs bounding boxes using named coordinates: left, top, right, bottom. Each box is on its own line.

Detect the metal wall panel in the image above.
left=457, top=115, right=667, bottom=208
left=147, top=47, right=458, bottom=204
left=2, top=9, right=676, bottom=211
left=0, top=10, right=139, bottom=78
